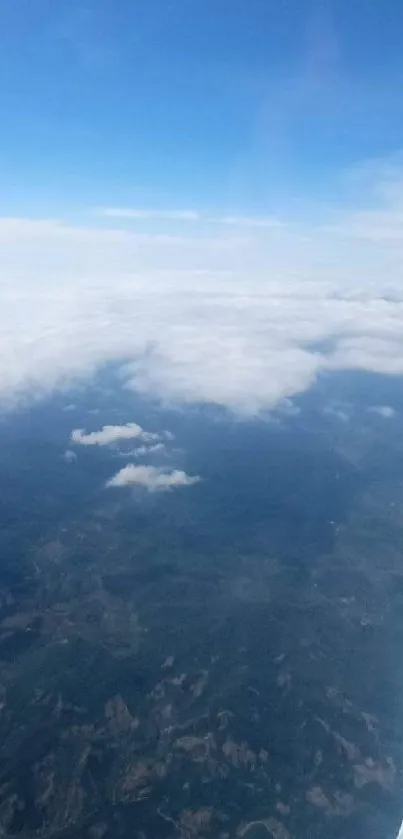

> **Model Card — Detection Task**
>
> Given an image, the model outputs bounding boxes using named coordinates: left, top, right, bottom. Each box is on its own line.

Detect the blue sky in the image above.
left=2, top=1, right=403, bottom=418
left=2, top=0, right=403, bottom=217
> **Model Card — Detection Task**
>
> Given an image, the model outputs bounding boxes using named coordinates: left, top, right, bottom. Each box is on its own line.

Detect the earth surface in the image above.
left=0, top=368, right=402, bottom=839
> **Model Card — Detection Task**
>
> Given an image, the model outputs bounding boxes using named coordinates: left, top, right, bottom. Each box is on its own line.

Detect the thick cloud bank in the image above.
left=2, top=180, right=403, bottom=414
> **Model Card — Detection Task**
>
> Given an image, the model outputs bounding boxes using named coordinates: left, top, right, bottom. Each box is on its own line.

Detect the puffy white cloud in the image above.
left=71, top=423, right=159, bottom=446
left=106, top=464, right=200, bottom=491
left=2, top=167, right=403, bottom=415
left=368, top=405, right=396, bottom=418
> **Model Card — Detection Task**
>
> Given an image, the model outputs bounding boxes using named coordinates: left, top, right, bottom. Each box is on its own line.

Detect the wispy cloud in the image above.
left=97, top=208, right=200, bottom=221
left=323, top=404, right=350, bottom=422
left=95, top=207, right=282, bottom=229
left=106, top=464, right=200, bottom=491
left=132, top=443, right=166, bottom=457
left=210, top=215, right=283, bottom=228
left=368, top=405, right=396, bottom=419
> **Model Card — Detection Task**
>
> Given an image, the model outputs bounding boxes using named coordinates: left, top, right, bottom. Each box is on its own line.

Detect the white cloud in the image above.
left=2, top=166, right=403, bottom=415
left=368, top=405, right=396, bottom=419
left=276, top=398, right=301, bottom=417
left=210, top=215, right=283, bottom=228
left=71, top=423, right=160, bottom=446
left=132, top=443, right=166, bottom=457
left=96, top=207, right=282, bottom=229
left=323, top=405, right=350, bottom=422
left=106, top=464, right=200, bottom=491
left=97, top=208, right=200, bottom=221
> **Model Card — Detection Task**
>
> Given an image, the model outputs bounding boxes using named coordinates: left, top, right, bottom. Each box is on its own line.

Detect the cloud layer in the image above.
left=106, top=464, right=200, bottom=491
left=2, top=165, right=403, bottom=415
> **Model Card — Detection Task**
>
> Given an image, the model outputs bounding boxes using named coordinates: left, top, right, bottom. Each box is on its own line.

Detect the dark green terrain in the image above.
left=0, top=371, right=402, bottom=839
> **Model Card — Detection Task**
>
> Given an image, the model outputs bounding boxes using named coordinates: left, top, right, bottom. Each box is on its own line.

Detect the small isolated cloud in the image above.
left=63, top=449, right=77, bottom=462
left=71, top=422, right=160, bottom=446
left=323, top=404, right=350, bottom=422
left=133, top=443, right=166, bottom=457
left=106, top=464, right=200, bottom=492
left=368, top=405, right=396, bottom=418
left=276, top=398, right=301, bottom=417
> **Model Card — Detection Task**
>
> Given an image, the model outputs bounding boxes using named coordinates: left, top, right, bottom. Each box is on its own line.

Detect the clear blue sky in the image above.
left=1, top=0, right=403, bottom=216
